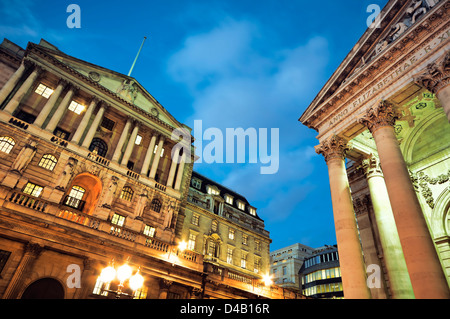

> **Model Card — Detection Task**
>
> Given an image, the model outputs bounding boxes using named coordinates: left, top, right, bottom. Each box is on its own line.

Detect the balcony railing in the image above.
left=57, top=209, right=101, bottom=229
left=62, top=195, right=86, bottom=211
left=8, top=191, right=47, bottom=212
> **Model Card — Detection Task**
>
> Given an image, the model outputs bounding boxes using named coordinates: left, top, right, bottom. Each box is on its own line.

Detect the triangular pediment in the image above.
left=30, top=40, right=187, bottom=131
left=300, top=0, right=443, bottom=124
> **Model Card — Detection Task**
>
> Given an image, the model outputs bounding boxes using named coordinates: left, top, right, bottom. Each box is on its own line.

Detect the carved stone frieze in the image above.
left=315, top=135, right=350, bottom=163
left=410, top=169, right=450, bottom=209
left=413, top=50, right=450, bottom=94
left=358, top=100, right=400, bottom=133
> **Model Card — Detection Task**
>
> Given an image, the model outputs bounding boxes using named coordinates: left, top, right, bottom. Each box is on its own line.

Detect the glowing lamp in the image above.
left=129, top=271, right=145, bottom=291
left=100, top=266, right=116, bottom=283
left=178, top=241, right=187, bottom=252
left=262, top=274, right=273, bottom=286
left=117, top=263, right=132, bottom=282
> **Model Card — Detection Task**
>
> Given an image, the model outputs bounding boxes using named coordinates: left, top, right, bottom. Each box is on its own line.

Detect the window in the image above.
left=135, top=135, right=142, bottom=145
left=143, top=225, right=156, bottom=237
left=111, top=213, right=125, bottom=227
left=227, top=248, right=233, bottom=264
left=188, top=233, right=196, bottom=250
left=228, top=228, right=235, bottom=240
left=133, top=286, right=148, bottom=299
left=249, top=207, right=256, bottom=216
left=207, top=186, right=219, bottom=196
left=150, top=198, right=162, bottom=213
left=89, top=138, right=108, bottom=157
left=282, top=266, right=287, bottom=275
left=255, top=241, right=261, bottom=252
left=100, top=117, right=115, bottom=131
left=153, top=145, right=164, bottom=157
left=208, top=241, right=217, bottom=257
left=191, top=178, right=201, bottom=189
left=237, top=201, right=245, bottom=211
left=225, top=195, right=233, bottom=205
left=38, top=154, right=58, bottom=171
left=241, top=252, right=247, bottom=269
left=53, top=127, right=71, bottom=140
left=0, top=250, right=11, bottom=274
left=254, top=258, right=261, bottom=274
left=0, top=136, right=15, bottom=154
left=120, top=186, right=134, bottom=201
left=23, top=182, right=44, bottom=197
left=191, top=214, right=199, bottom=226
left=65, top=185, right=86, bottom=209
left=35, top=83, right=54, bottom=98
left=242, top=234, right=248, bottom=245
left=68, top=101, right=85, bottom=114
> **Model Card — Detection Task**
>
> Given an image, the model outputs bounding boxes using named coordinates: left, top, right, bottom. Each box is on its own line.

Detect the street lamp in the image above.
left=262, top=273, right=273, bottom=287
left=99, top=259, right=144, bottom=298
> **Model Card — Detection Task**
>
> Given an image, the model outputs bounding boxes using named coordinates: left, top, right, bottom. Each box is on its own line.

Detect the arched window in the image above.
left=120, top=186, right=134, bottom=201
left=38, top=154, right=58, bottom=171
left=0, top=136, right=15, bottom=154
left=150, top=198, right=162, bottom=213
left=89, top=138, right=108, bottom=157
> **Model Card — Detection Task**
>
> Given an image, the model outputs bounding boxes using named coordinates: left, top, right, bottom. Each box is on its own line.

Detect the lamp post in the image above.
left=99, top=258, right=144, bottom=299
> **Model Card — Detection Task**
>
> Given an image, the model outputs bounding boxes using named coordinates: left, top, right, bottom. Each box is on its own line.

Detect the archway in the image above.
left=21, top=278, right=64, bottom=299
left=65, top=172, right=102, bottom=215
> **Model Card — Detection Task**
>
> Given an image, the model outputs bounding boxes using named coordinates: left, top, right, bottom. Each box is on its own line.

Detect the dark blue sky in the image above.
left=0, top=0, right=388, bottom=250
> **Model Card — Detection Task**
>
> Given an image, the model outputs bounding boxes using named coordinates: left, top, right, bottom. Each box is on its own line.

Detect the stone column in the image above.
left=166, top=146, right=180, bottom=188
left=81, top=103, right=106, bottom=149
left=149, top=136, right=164, bottom=179
left=174, top=151, right=186, bottom=191
left=3, top=64, right=43, bottom=114
left=2, top=242, right=42, bottom=299
left=45, top=85, right=76, bottom=132
left=361, top=154, right=414, bottom=299
left=0, top=61, right=27, bottom=105
left=71, top=97, right=98, bottom=144
left=359, top=100, right=450, bottom=299
left=120, top=121, right=139, bottom=166
left=141, top=134, right=157, bottom=175
left=112, top=117, right=132, bottom=163
left=316, top=135, right=371, bottom=299
left=34, top=79, right=67, bottom=128
left=414, top=51, right=450, bottom=122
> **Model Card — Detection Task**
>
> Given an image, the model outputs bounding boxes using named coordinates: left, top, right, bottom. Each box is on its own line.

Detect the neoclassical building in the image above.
left=300, top=0, right=450, bottom=299
left=0, top=38, right=302, bottom=299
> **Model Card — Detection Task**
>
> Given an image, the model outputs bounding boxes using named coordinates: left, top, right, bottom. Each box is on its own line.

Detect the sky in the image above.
left=0, top=0, right=388, bottom=250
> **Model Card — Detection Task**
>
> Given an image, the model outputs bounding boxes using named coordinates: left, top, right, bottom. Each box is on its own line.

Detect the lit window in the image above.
left=237, top=201, right=245, bottom=211
left=0, top=136, right=15, bottom=154
left=38, top=154, right=58, bottom=171
left=153, top=145, right=165, bottom=157
left=35, top=83, right=54, bottom=98
left=143, top=225, right=155, bottom=237
left=111, top=213, right=125, bottom=227
left=191, top=214, right=199, bottom=226
left=65, top=185, right=86, bottom=209
left=212, top=220, right=218, bottom=232
left=229, top=228, right=235, bottom=240
left=255, top=241, right=261, bottom=252
left=135, top=135, right=142, bottom=145
left=188, top=233, right=196, bottom=250
left=68, top=101, right=85, bottom=114
left=241, top=252, right=247, bottom=269
left=207, top=186, right=219, bottom=196
left=225, top=195, right=233, bottom=205
left=120, top=186, right=134, bottom=201
left=254, top=258, right=261, bottom=274
left=23, top=182, right=44, bottom=197
left=227, top=248, right=233, bottom=264
left=249, top=207, right=256, bottom=216
left=242, top=234, right=248, bottom=245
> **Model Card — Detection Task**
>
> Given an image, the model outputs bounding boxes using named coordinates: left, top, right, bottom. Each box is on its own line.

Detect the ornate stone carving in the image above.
left=11, top=140, right=37, bottom=173
left=102, top=176, right=119, bottom=208
left=116, top=79, right=138, bottom=103
left=360, top=154, right=383, bottom=178
left=315, top=135, right=349, bottom=163
left=413, top=50, right=450, bottom=94
left=55, top=157, right=77, bottom=190
left=358, top=100, right=399, bottom=133
left=410, top=169, right=450, bottom=209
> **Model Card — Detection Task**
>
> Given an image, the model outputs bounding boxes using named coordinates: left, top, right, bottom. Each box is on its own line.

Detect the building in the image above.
left=180, top=171, right=277, bottom=298
left=270, top=243, right=313, bottom=292
left=300, top=0, right=450, bottom=299
left=299, top=245, right=343, bottom=299
left=0, top=38, right=305, bottom=299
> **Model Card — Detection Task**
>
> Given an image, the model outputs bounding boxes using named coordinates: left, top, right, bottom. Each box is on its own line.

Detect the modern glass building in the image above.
left=298, top=245, right=343, bottom=299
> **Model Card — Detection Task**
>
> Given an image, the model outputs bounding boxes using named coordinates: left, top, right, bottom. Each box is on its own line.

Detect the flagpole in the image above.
left=128, top=36, right=147, bottom=76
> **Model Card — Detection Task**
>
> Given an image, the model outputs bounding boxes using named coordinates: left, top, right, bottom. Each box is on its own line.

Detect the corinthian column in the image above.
left=414, top=51, right=450, bottom=122
left=71, top=97, right=98, bottom=144
left=361, top=154, right=414, bottom=299
left=359, top=100, right=450, bottom=299
left=34, top=79, right=67, bottom=128
left=316, top=135, right=371, bottom=299
left=120, top=121, right=139, bottom=166
left=45, top=85, right=76, bottom=132
left=81, top=103, right=106, bottom=149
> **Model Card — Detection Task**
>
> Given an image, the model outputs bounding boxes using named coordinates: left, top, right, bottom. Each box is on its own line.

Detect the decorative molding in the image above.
left=315, top=135, right=349, bottom=163
left=358, top=100, right=400, bottom=133
left=413, top=50, right=450, bottom=94
left=410, top=169, right=450, bottom=209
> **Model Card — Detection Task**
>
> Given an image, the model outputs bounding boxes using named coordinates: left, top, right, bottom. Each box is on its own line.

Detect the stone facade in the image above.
left=300, top=0, right=450, bottom=299
left=0, top=38, right=304, bottom=299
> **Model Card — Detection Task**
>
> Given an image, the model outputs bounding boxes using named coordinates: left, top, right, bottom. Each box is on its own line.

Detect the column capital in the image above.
left=316, top=135, right=349, bottom=163
left=360, top=154, right=383, bottom=179
left=358, top=100, right=399, bottom=133
left=413, top=50, right=450, bottom=94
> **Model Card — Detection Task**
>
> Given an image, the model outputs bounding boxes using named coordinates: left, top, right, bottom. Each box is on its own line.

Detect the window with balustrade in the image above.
left=23, top=182, right=44, bottom=197
left=64, top=185, right=86, bottom=210
left=89, top=138, right=108, bottom=157
left=0, top=136, right=15, bottom=154
left=38, top=154, right=58, bottom=171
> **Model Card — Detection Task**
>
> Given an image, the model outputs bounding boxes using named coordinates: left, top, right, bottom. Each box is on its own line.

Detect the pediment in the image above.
left=31, top=40, right=186, bottom=131
left=300, top=0, right=445, bottom=125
